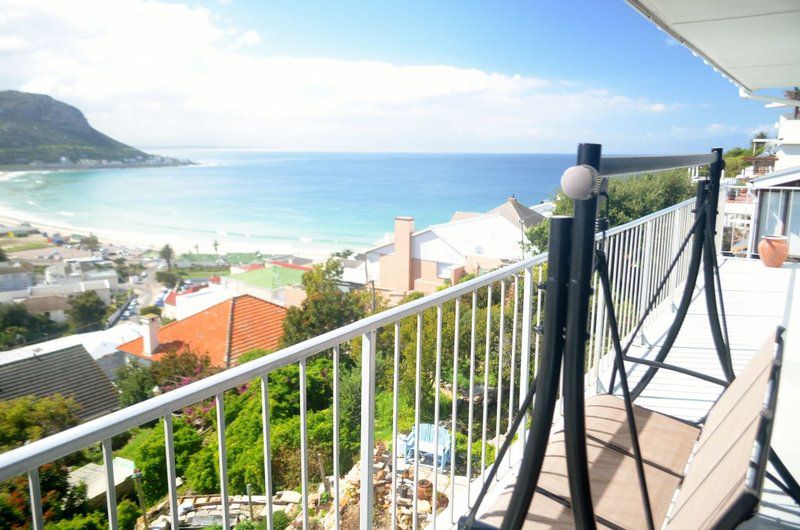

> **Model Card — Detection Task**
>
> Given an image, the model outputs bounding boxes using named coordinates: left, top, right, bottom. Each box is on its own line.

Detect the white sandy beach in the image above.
left=0, top=168, right=346, bottom=260
left=0, top=202, right=334, bottom=261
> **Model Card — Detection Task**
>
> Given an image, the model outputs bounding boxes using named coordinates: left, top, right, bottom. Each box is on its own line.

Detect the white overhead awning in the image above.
left=625, top=1, right=800, bottom=92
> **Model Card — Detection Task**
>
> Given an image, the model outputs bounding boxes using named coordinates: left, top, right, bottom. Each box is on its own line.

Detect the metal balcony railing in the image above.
left=0, top=194, right=700, bottom=530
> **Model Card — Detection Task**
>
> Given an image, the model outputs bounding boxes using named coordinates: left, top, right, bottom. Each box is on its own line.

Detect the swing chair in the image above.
left=459, top=144, right=799, bottom=530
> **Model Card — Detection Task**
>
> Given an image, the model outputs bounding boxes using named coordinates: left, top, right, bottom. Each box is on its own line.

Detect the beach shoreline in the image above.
left=0, top=203, right=337, bottom=261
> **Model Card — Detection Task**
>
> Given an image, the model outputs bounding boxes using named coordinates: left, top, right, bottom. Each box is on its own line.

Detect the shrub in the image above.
left=117, top=499, right=141, bottom=530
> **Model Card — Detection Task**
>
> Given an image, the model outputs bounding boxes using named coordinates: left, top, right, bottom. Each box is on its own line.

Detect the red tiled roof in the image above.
left=210, top=275, right=222, bottom=284
left=165, top=290, right=177, bottom=306
left=118, top=295, right=287, bottom=367
left=268, top=260, right=313, bottom=271
left=238, top=264, right=266, bottom=272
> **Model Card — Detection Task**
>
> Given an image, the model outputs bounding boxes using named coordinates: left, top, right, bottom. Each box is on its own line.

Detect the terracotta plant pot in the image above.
left=417, top=479, right=433, bottom=501
left=758, top=235, right=789, bottom=268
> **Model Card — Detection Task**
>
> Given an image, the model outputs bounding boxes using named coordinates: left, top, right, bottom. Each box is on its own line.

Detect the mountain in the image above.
left=0, top=90, right=178, bottom=167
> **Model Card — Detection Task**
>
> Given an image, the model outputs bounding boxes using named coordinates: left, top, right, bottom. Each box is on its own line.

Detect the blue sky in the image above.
left=0, top=0, right=779, bottom=152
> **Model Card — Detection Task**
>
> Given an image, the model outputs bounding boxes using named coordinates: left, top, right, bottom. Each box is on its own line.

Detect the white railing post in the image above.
left=261, top=375, right=274, bottom=530
left=28, top=468, right=43, bottom=530
left=102, top=439, right=119, bottom=530
left=638, top=220, right=654, bottom=340
left=163, top=416, right=179, bottom=530
left=517, top=267, right=533, bottom=445
left=299, top=359, right=309, bottom=530
left=359, top=330, right=377, bottom=530
left=669, top=208, right=682, bottom=308
left=215, top=393, right=231, bottom=530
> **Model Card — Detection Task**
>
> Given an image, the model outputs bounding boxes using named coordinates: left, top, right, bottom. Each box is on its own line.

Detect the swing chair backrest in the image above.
left=474, top=330, right=783, bottom=530
left=665, top=330, right=783, bottom=529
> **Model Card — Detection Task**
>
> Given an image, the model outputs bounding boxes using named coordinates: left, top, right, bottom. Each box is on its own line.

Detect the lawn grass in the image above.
left=115, top=425, right=157, bottom=462
left=179, top=267, right=229, bottom=279
left=4, top=241, right=51, bottom=252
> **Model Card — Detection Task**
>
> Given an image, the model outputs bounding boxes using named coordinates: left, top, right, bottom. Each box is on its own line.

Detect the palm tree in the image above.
left=212, top=240, right=219, bottom=254
left=194, top=244, right=200, bottom=254
left=159, top=244, right=174, bottom=270
left=785, top=87, right=800, bottom=119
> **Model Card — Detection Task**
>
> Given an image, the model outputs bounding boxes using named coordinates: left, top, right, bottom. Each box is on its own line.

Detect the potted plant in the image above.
left=758, top=235, right=789, bottom=268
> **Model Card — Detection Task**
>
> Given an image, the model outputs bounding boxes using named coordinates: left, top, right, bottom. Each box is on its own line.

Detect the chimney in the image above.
left=394, top=216, right=414, bottom=291
left=141, top=316, right=160, bottom=355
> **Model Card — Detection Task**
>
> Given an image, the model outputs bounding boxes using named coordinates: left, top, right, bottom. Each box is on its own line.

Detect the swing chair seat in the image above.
left=478, top=330, right=783, bottom=529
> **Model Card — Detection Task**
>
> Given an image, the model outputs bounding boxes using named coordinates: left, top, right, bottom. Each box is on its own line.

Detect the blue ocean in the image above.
left=0, top=150, right=571, bottom=256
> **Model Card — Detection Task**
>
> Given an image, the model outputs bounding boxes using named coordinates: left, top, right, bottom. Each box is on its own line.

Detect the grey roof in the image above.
left=0, top=344, right=119, bottom=421
left=750, top=165, right=800, bottom=189
left=488, top=197, right=545, bottom=229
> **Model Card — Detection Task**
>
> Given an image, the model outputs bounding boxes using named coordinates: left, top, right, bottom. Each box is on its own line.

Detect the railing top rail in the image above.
left=0, top=193, right=696, bottom=482
left=599, top=153, right=716, bottom=177
left=0, top=251, right=548, bottom=481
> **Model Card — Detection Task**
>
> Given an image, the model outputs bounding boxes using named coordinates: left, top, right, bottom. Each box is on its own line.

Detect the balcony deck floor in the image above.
left=453, top=257, right=800, bottom=529
left=602, top=256, right=800, bottom=528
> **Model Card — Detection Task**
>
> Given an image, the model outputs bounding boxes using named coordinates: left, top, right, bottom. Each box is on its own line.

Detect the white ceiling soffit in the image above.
left=625, top=0, right=800, bottom=92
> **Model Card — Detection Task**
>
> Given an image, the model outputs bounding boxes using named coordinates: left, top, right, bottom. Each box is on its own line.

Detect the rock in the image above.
left=418, top=500, right=432, bottom=514
left=279, top=490, right=303, bottom=504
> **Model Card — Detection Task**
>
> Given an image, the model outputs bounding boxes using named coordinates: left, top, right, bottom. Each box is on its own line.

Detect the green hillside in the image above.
left=0, top=90, right=147, bottom=165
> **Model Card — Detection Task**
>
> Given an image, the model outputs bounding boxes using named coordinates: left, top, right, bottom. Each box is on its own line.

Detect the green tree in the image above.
left=117, top=499, right=141, bottom=530
left=526, top=168, right=694, bottom=252
left=0, top=246, right=6, bottom=261
left=149, top=350, right=217, bottom=390
left=135, top=417, right=202, bottom=503
left=281, top=257, right=369, bottom=347
left=44, top=511, right=106, bottom=530
left=159, top=244, right=174, bottom=269
left=115, top=361, right=156, bottom=408
left=0, top=394, right=81, bottom=451
left=0, top=302, right=67, bottom=350
left=139, top=305, right=162, bottom=317
left=155, top=270, right=181, bottom=288
left=0, top=396, right=85, bottom=528
left=82, top=234, right=100, bottom=251
left=66, top=291, right=107, bottom=331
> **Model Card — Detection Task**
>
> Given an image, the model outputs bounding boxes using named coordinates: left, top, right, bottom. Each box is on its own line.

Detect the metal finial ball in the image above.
left=561, top=165, right=602, bottom=200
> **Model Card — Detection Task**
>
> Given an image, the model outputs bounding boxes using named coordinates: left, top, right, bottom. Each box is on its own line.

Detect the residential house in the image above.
left=44, top=260, right=118, bottom=288
left=21, top=295, right=70, bottom=323
left=743, top=103, right=800, bottom=257
left=162, top=284, right=233, bottom=321
left=365, top=197, right=543, bottom=298
left=117, top=294, right=288, bottom=368
left=0, top=344, right=119, bottom=421
left=0, top=262, right=33, bottom=291
left=0, top=279, right=114, bottom=305
left=0, top=322, right=144, bottom=380
left=230, top=263, right=265, bottom=275
left=217, top=261, right=309, bottom=307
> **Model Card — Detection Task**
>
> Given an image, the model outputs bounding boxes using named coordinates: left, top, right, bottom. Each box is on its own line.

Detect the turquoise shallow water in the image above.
left=0, top=150, right=571, bottom=254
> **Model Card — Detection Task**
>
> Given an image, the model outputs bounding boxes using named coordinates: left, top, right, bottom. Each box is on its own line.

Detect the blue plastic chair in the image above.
left=403, top=424, right=451, bottom=470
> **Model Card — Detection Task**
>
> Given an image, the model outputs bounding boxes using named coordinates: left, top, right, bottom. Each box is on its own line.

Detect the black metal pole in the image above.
left=630, top=173, right=708, bottom=399
left=562, top=143, right=600, bottom=529
left=595, top=249, right=655, bottom=530
left=703, top=147, right=735, bottom=382
left=500, top=216, right=572, bottom=530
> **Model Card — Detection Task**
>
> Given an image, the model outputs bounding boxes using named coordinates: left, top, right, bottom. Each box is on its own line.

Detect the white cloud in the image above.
left=235, top=30, right=261, bottom=47
left=0, top=0, right=720, bottom=152
left=703, top=123, right=740, bottom=135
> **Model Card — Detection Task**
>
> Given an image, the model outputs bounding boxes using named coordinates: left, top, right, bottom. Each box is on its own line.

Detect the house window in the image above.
left=757, top=189, right=800, bottom=256
left=758, top=190, right=786, bottom=238
left=788, top=191, right=800, bottom=255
